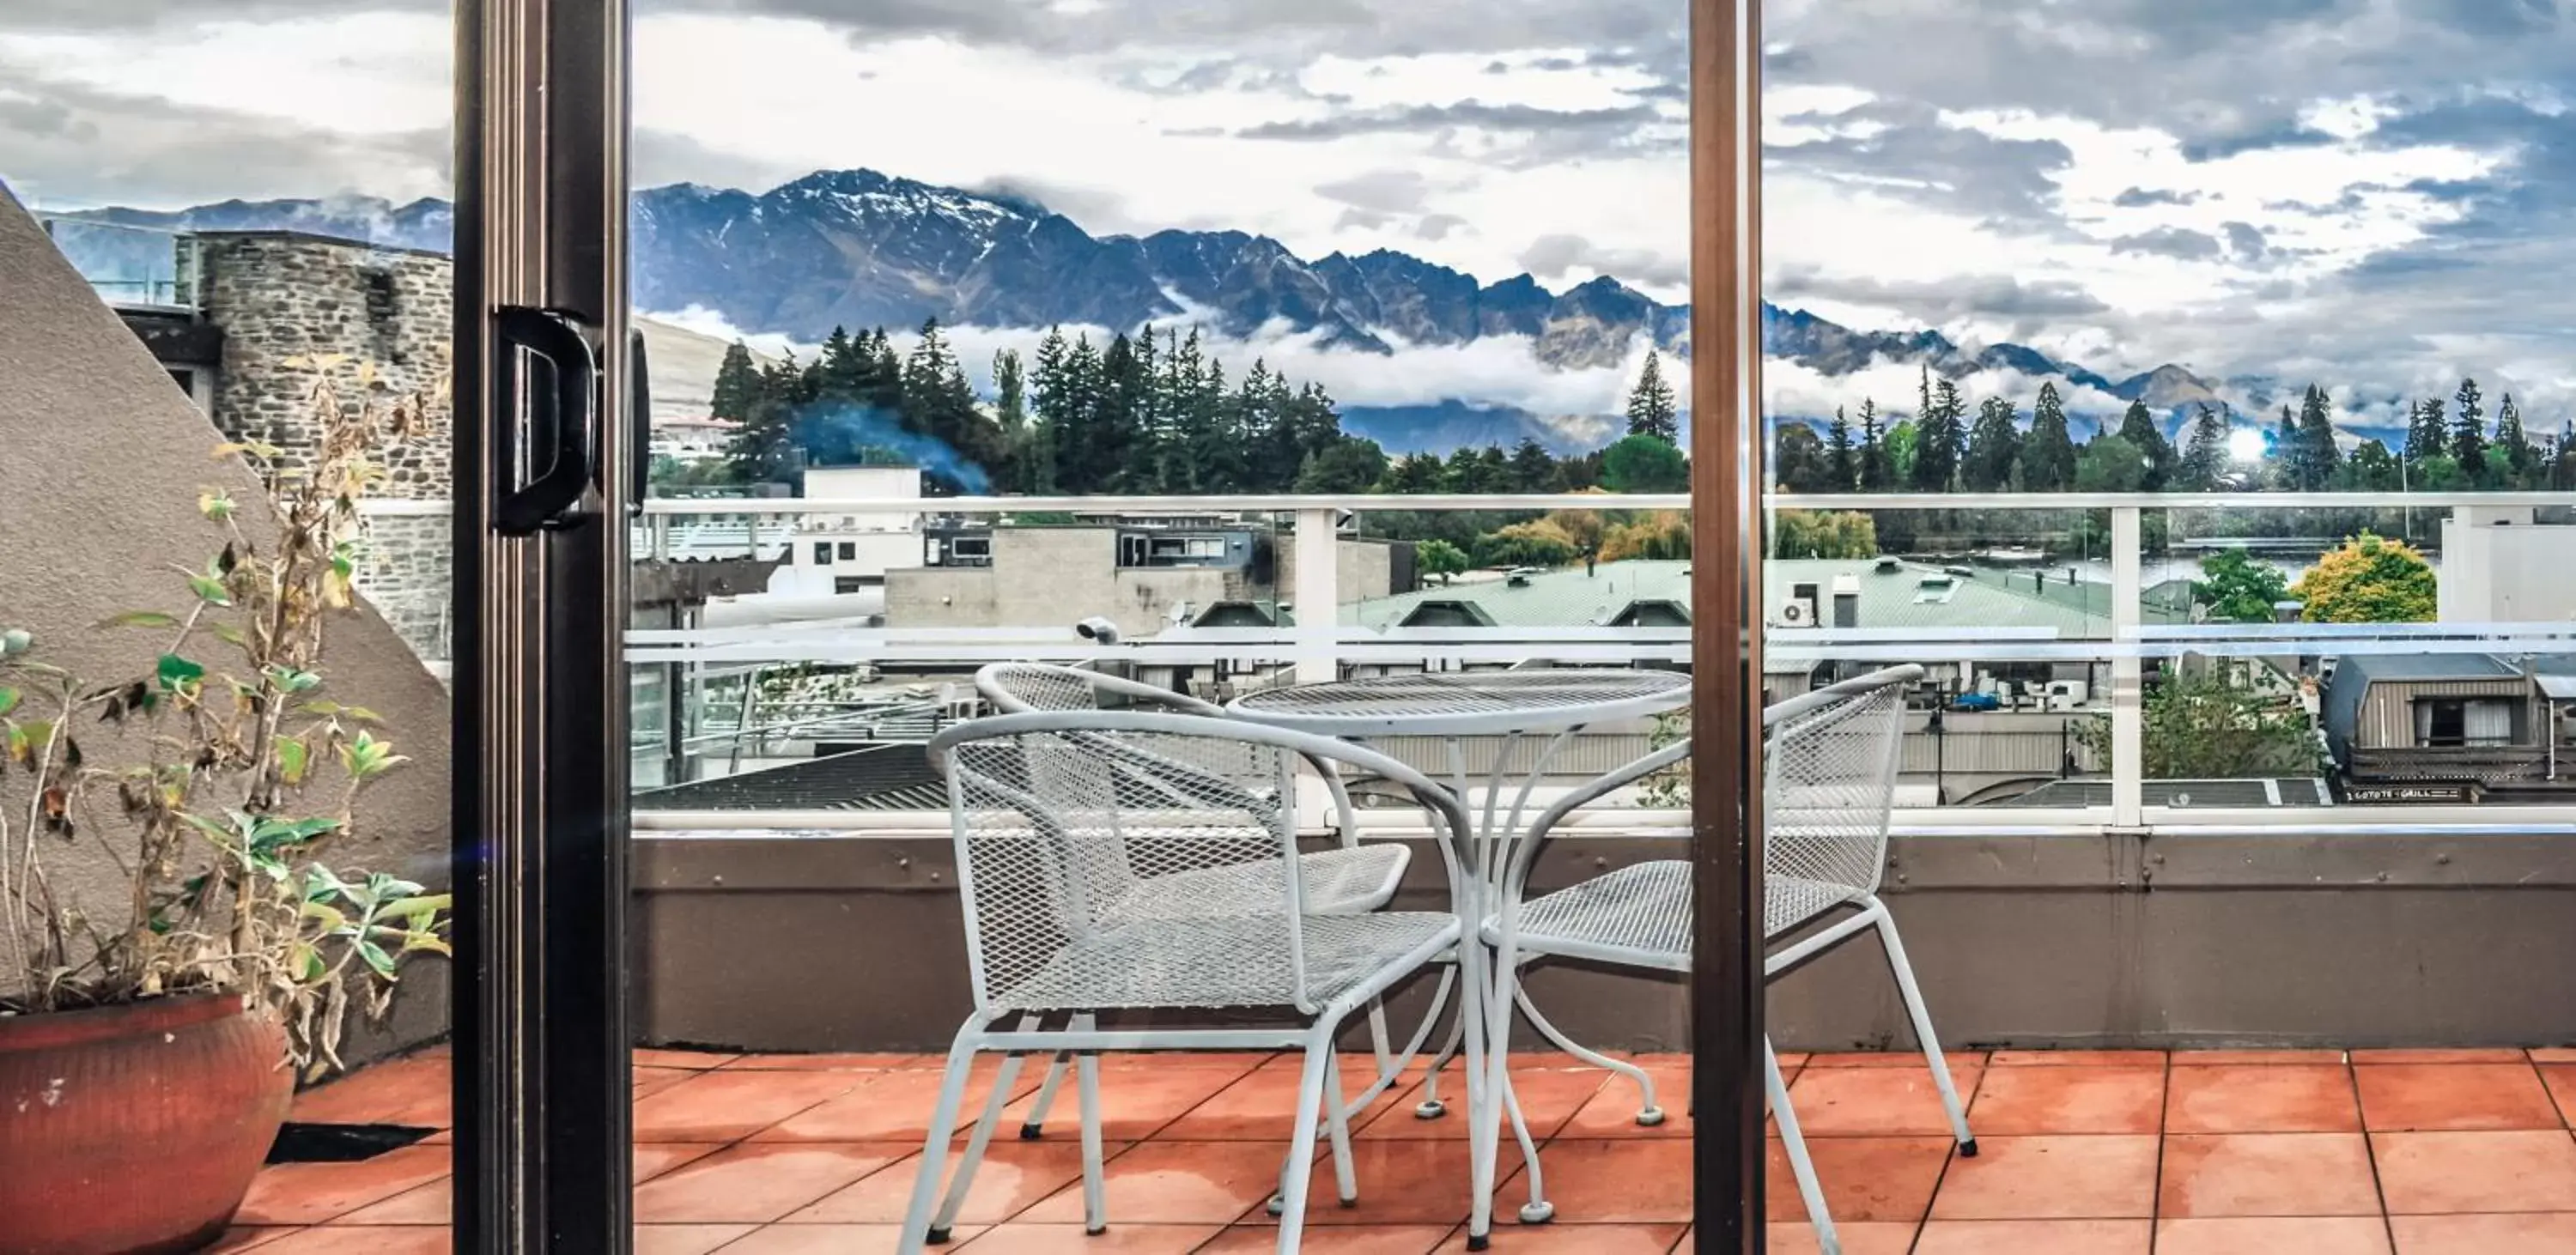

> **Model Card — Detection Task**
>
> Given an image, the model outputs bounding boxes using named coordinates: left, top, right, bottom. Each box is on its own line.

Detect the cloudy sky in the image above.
left=3, top=0, right=2573, bottom=426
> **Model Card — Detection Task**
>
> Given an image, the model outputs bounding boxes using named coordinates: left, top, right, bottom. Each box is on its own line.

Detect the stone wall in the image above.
left=352, top=507, right=455, bottom=668
left=196, top=233, right=453, bottom=500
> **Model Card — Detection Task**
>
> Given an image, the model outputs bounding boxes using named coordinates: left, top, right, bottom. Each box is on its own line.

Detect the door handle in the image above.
left=629, top=326, right=651, bottom=518
left=491, top=306, right=600, bottom=535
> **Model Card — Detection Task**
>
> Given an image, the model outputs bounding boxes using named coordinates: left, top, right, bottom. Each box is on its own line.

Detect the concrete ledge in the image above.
left=633, top=830, right=2576, bottom=1053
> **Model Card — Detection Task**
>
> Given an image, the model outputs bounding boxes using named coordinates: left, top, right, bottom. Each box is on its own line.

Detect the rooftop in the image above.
left=1342, top=558, right=2193, bottom=638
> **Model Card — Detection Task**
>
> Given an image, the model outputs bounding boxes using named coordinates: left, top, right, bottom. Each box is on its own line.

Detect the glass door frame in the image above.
left=449, top=0, right=637, bottom=1248
left=1687, top=0, right=1769, bottom=1248
left=445, top=0, right=1772, bottom=1249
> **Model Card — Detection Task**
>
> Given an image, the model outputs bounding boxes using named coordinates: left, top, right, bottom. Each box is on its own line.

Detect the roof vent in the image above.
left=1874, top=556, right=1902, bottom=574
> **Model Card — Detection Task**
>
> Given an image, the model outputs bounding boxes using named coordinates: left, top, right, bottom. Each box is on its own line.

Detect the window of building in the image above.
left=837, top=542, right=856, bottom=561
left=2416, top=698, right=2518, bottom=747
left=811, top=542, right=831, bottom=566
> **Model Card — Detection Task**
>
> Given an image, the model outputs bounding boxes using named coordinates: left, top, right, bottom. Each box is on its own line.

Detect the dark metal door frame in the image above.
left=451, top=0, right=635, bottom=1249
left=1688, top=0, right=1766, bottom=1249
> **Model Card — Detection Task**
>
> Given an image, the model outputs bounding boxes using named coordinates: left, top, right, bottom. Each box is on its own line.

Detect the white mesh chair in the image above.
left=1471, top=665, right=1972, bottom=1255
left=974, top=662, right=1412, bottom=1141
left=898, top=711, right=1492, bottom=1254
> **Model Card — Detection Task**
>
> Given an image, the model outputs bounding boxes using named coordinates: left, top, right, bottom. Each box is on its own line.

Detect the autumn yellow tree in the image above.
left=2292, top=532, right=2436, bottom=623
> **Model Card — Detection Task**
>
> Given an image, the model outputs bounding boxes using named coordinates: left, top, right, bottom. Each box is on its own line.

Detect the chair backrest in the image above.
left=929, top=710, right=1473, bottom=1016
left=1762, top=665, right=1919, bottom=900
left=976, top=662, right=1223, bottom=716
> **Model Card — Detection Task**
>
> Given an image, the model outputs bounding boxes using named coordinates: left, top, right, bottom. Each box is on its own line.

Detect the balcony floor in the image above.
left=222, top=1045, right=2576, bottom=1253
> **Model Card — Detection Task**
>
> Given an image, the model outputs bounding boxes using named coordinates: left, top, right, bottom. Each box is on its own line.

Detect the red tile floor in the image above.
left=218, top=1045, right=2576, bottom=1253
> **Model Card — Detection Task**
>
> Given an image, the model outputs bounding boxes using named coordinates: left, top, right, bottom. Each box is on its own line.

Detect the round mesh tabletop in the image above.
left=1228, top=669, right=1692, bottom=737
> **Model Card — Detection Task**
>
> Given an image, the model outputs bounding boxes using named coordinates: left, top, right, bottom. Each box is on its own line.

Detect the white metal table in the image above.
left=1229, top=668, right=1693, bottom=1247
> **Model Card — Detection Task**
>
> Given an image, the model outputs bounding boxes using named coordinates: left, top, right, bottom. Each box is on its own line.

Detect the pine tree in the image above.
left=1509, top=438, right=1561, bottom=493
left=1964, top=395, right=2021, bottom=492
left=2179, top=403, right=2228, bottom=491
left=1910, top=375, right=1966, bottom=491
left=2497, top=393, right=2533, bottom=482
left=2294, top=384, right=2341, bottom=491
left=1625, top=352, right=1680, bottom=442
left=2451, top=378, right=2488, bottom=473
left=1774, top=423, right=1832, bottom=493
left=2117, top=398, right=2176, bottom=489
left=1856, top=398, right=1893, bottom=491
left=1826, top=405, right=1857, bottom=489
left=709, top=341, right=759, bottom=421
left=2022, top=382, right=2077, bottom=491
left=2406, top=396, right=2448, bottom=466
left=2271, top=405, right=2300, bottom=490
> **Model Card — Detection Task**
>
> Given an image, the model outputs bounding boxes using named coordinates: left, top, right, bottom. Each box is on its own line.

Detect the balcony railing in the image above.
left=359, top=490, right=2576, bottom=835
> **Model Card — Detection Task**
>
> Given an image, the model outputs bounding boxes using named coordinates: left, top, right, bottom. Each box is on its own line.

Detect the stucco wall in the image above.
left=0, top=191, right=454, bottom=1060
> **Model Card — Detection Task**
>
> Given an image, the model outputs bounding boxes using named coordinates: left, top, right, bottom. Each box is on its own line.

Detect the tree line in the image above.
left=706, top=322, right=1698, bottom=498
left=1773, top=367, right=2576, bottom=497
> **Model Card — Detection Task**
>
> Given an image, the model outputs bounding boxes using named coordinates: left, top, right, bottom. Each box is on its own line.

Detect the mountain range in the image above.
left=47, top=167, right=2266, bottom=452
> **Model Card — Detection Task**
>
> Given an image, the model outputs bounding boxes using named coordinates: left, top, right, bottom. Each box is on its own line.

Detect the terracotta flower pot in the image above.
left=0, top=993, right=293, bottom=1255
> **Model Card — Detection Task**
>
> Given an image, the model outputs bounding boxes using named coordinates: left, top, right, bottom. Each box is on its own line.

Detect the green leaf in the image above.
left=379, top=893, right=451, bottom=923
left=303, top=866, right=355, bottom=903
left=96, top=610, right=181, bottom=630
left=0, top=688, right=16, bottom=718
left=301, top=900, right=348, bottom=932
left=355, top=938, right=397, bottom=977
left=198, top=489, right=235, bottom=521
left=249, top=815, right=341, bottom=852
left=8, top=720, right=52, bottom=765
left=211, top=622, right=248, bottom=648
left=288, top=941, right=325, bottom=983
left=276, top=737, right=310, bottom=785
left=186, top=574, right=232, bottom=607
left=156, top=653, right=206, bottom=694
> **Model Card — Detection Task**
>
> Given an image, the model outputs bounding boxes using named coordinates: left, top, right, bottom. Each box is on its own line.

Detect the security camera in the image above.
left=1075, top=616, right=1122, bottom=645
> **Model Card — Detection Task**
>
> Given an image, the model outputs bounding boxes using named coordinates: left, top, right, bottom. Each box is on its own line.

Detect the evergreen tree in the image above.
left=1964, top=395, right=2021, bottom=492
left=1625, top=352, right=1680, bottom=441
left=2451, top=378, right=2488, bottom=472
left=1909, top=375, right=1966, bottom=492
left=1508, top=438, right=1562, bottom=493
left=2270, top=405, right=2300, bottom=490
left=1856, top=399, right=1893, bottom=491
left=2022, top=382, right=2077, bottom=491
left=2406, top=396, right=2448, bottom=466
left=1387, top=452, right=1447, bottom=494
left=2497, top=394, right=2534, bottom=482
left=1773, top=423, right=1832, bottom=493
left=1826, top=405, right=1857, bottom=489
left=709, top=341, right=759, bottom=421
left=2117, top=398, right=2176, bottom=489
left=2179, top=403, right=2228, bottom=491
left=2293, top=384, right=2341, bottom=491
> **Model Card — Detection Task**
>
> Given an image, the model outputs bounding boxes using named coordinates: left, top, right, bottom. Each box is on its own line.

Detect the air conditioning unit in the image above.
left=2044, top=680, right=2089, bottom=711
left=1776, top=597, right=1820, bottom=628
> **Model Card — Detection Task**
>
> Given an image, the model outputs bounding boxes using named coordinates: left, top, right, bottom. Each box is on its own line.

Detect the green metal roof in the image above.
left=1343, top=558, right=2189, bottom=639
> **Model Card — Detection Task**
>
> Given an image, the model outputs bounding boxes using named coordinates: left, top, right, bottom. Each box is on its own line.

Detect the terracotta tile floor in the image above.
left=227, top=1046, right=2576, bottom=1252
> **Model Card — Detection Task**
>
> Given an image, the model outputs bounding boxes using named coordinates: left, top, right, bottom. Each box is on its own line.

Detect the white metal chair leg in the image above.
left=1072, top=1013, right=1109, bottom=1234
left=1867, top=897, right=1978, bottom=1155
left=1018, top=1052, right=1072, bottom=1139
left=1496, top=1059, right=1553, bottom=1224
left=1768, top=1037, right=1840, bottom=1255
left=1511, top=979, right=1662, bottom=1126
left=1415, top=995, right=1467, bottom=1119
left=1275, top=1025, right=1342, bottom=1254
left=928, top=1033, right=1036, bottom=1240
left=1461, top=946, right=1500, bottom=1252
left=1365, top=1001, right=1394, bottom=1082
left=1323, top=1052, right=1359, bottom=1207
left=897, top=1022, right=987, bottom=1255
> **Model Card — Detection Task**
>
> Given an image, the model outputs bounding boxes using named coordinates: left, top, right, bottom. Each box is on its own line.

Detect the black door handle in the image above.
left=491, top=306, right=600, bottom=535
left=629, top=326, right=651, bottom=518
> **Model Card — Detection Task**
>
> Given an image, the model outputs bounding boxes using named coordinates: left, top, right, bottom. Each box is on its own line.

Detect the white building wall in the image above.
left=2441, top=506, right=2576, bottom=623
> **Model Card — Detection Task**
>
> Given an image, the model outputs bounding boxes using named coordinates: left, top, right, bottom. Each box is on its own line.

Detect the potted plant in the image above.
left=0, top=363, right=452, bottom=1255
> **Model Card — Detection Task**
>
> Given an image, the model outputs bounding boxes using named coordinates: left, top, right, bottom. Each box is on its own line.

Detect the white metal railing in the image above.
left=355, top=492, right=2576, bottom=834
